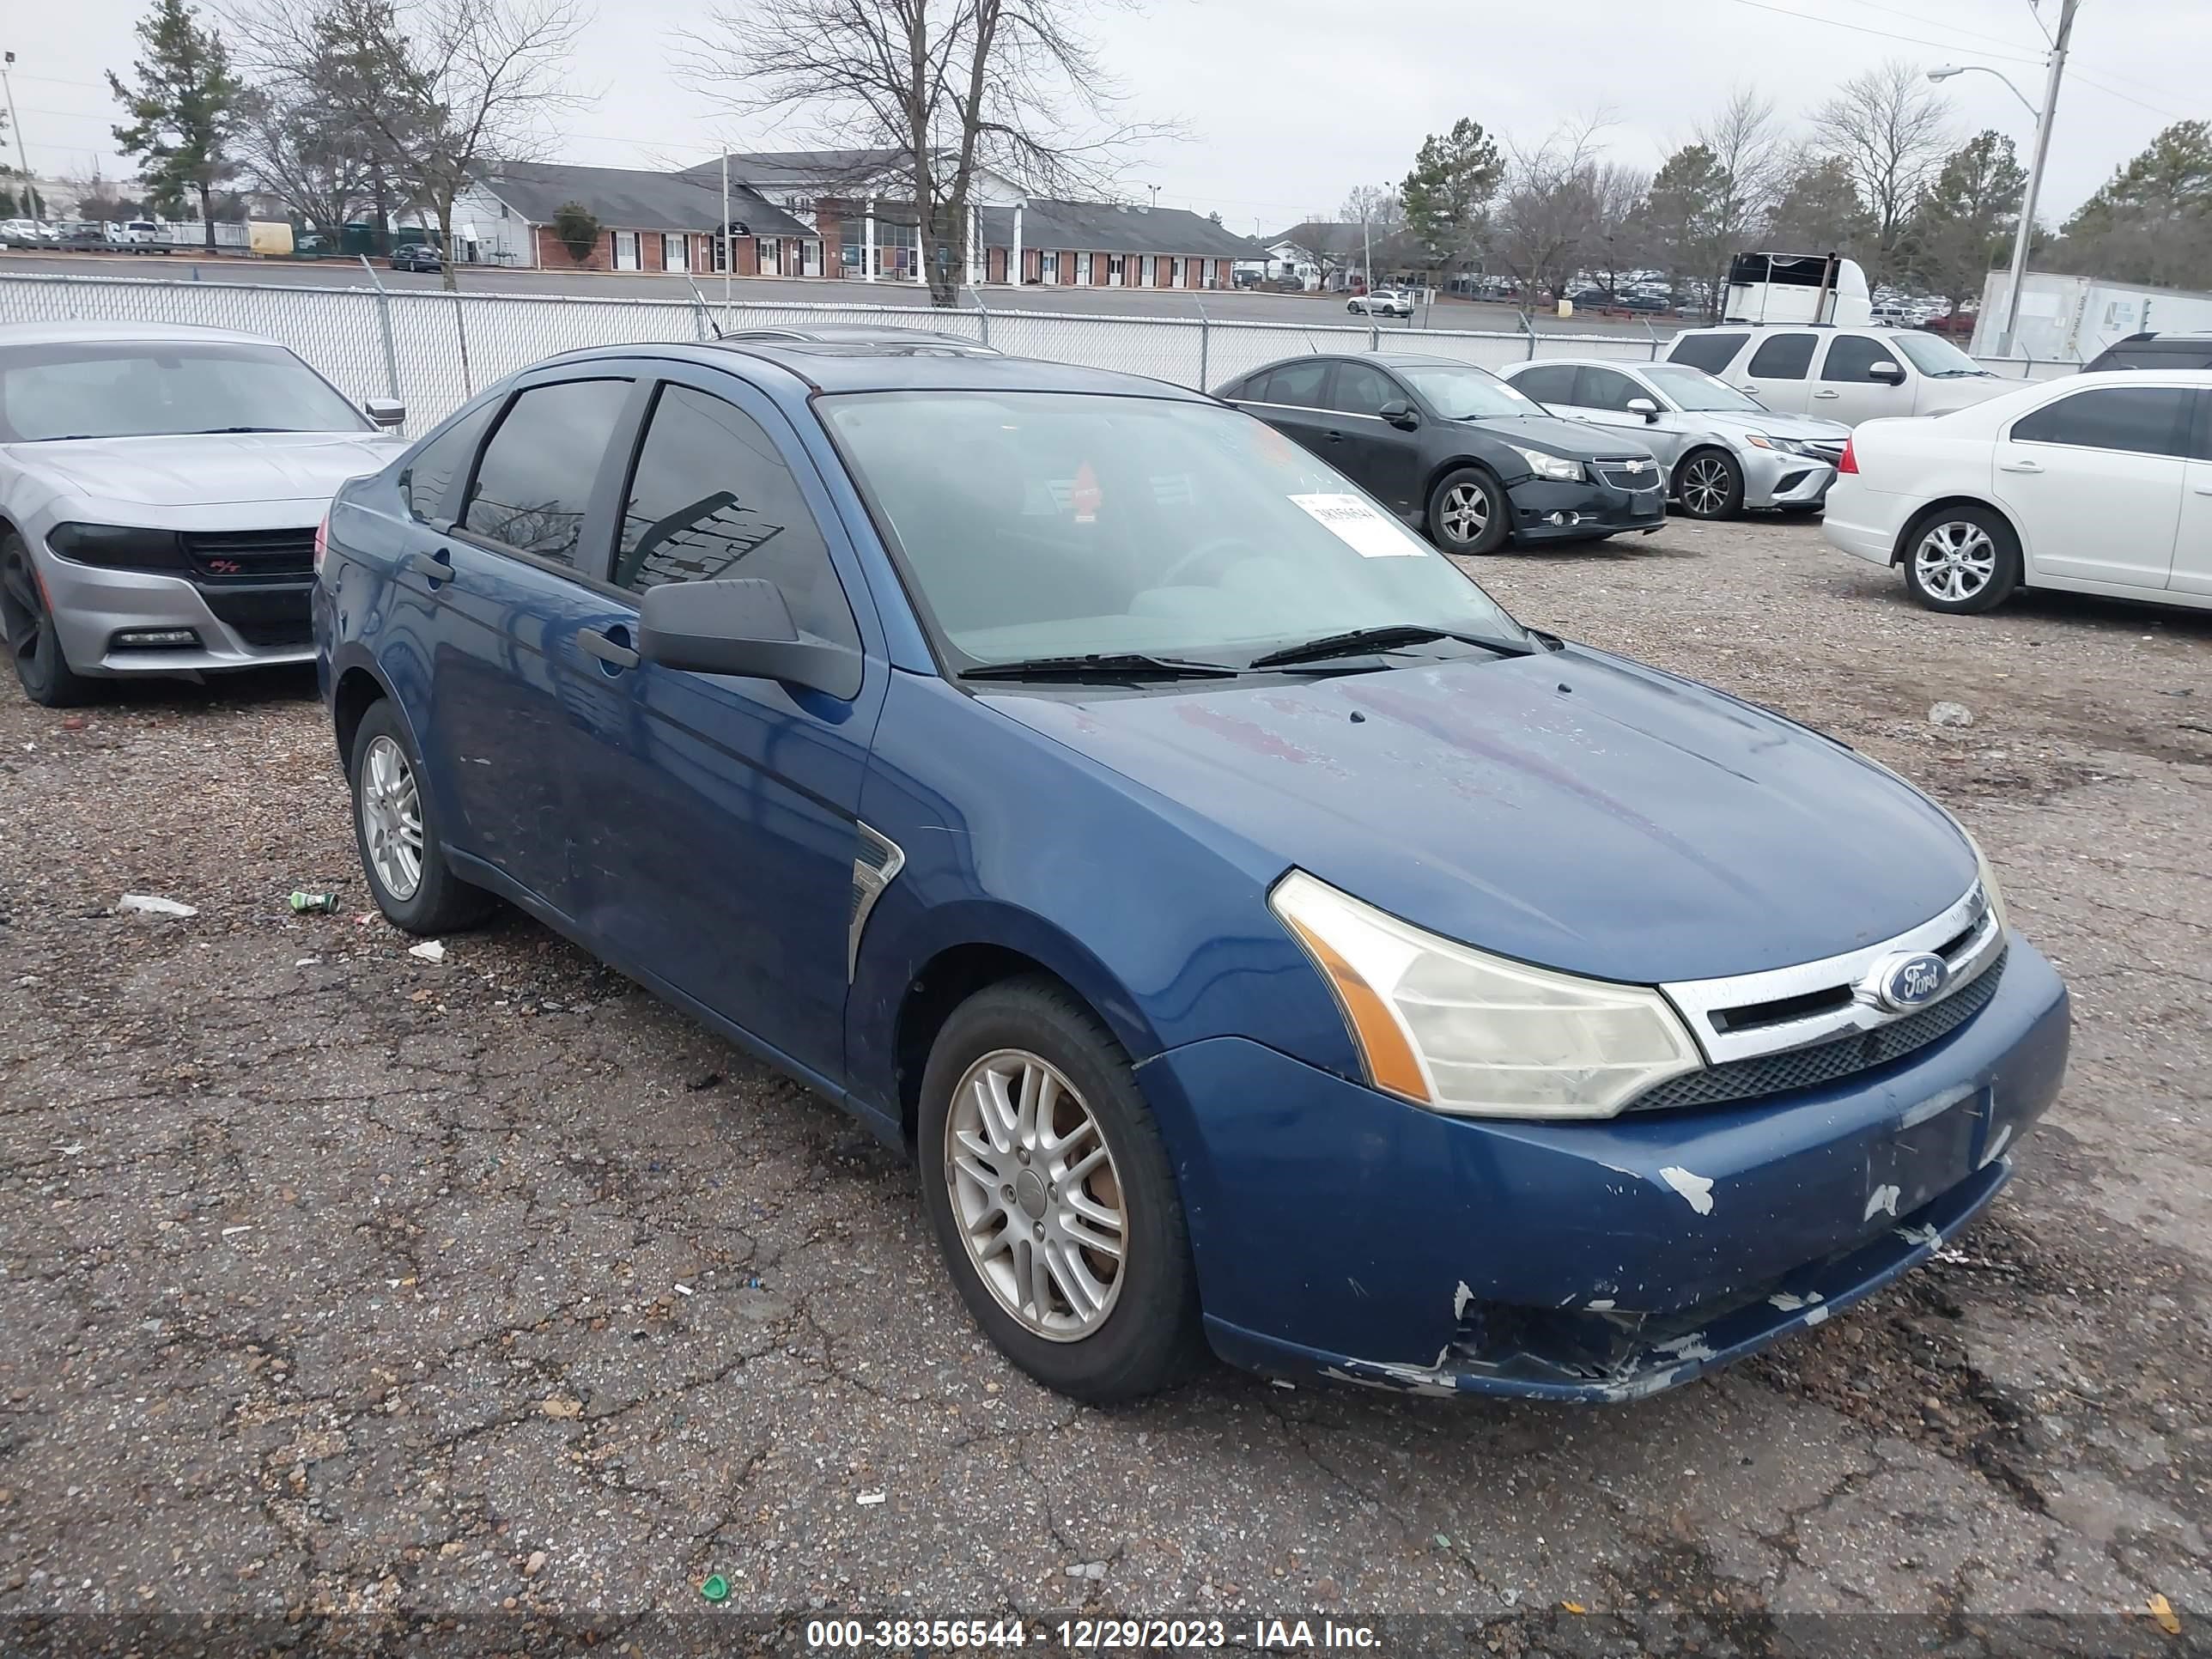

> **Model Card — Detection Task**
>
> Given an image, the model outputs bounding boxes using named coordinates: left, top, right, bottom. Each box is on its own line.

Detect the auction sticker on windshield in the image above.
left=1290, top=493, right=1425, bottom=557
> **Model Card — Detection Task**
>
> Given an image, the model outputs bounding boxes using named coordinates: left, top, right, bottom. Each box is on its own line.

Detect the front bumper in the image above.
left=40, top=553, right=314, bottom=678
left=1741, top=448, right=1838, bottom=510
left=1140, top=933, right=2069, bottom=1401
left=1506, top=474, right=1666, bottom=543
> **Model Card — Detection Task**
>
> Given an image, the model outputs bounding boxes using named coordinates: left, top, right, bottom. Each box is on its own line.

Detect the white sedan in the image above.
left=1823, top=369, right=2211, bottom=614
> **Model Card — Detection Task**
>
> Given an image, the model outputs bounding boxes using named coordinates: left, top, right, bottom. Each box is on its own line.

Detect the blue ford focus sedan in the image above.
left=315, top=339, right=2070, bottom=1405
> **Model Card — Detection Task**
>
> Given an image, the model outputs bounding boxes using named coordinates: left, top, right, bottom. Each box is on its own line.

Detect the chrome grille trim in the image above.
left=847, top=823, right=905, bottom=981
left=1660, top=880, right=2002, bottom=1067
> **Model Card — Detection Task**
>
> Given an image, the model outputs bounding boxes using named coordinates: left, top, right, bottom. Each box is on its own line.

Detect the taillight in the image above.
left=313, top=514, right=330, bottom=576
left=1838, top=438, right=1857, bottom=475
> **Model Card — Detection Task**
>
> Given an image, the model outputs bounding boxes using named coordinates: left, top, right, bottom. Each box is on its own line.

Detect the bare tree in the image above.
left=1341, top=183, right=1401, bottom=284
left=1587, top=161, right=1649, bottom=297
left=678, top=0, right=1176, bottom=307
left=1812, top=58, right=1954, bottom=280
left=1491, top=120, right=1607, bottom=305
left=234, top=79, right=373, bottom=231
left=233, top=0, right=589, bottom=289
left=1696, top=88, right=1788, bottom=257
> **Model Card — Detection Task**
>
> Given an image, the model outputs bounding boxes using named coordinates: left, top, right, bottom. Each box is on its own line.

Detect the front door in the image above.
left=1816, top=334, right=1917, bottom=427
left=1321, top=359, right=1424, bottom=519
left=560, top=371, right=887, bottom=1085
left=612, top=231, right=640, bottom=272
left=422, top=373, right=641, bottom=921
left=1571, top=365, right=1687, bottom=469
left=1992, top=383, right=2190, bottom=589
left=2175, top=390, right=2212, bottom=599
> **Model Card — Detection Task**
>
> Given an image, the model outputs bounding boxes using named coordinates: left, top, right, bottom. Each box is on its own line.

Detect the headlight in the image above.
left=1742, top=434, right=1812, bottom=455
left=1270, top=871, right=1703, bottom=1119
left=1967, top=830, right=2010, bottom=936
left=1507, top=445, right=1586, bottom=483
left=46, top=523, right=188, bottom=571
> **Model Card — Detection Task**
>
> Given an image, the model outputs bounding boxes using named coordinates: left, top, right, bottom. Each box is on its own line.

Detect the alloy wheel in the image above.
left=1913, top=520, right=1996, bottom=604
left=360, top=734, right=426, bottom=901
left=944, top=1048, right=1127, bottom=1341
left=1, top=550, right=47, bottom=678
left=1681, top=457, right=1732, bottom=516
left=1439, top=483, right=1490, bottom=544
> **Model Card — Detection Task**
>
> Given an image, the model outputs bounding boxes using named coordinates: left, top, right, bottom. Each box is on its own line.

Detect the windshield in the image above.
left=0, top=341, right=368, bottom=442
left=823, top=391, right=1528, bottom=672
left=1642, top=362, right=1764, bottom=412
left=1393, top=364, right=1544, bottom=422
left=1890, top=332, right=1989, bottom=377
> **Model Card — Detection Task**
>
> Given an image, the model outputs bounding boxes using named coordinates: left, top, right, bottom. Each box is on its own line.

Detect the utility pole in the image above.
left=2000, top=0, right=2080, bottom=356
left=2, top=53, right=33, bottom=211
left=720, top=149, right=732, bottom=311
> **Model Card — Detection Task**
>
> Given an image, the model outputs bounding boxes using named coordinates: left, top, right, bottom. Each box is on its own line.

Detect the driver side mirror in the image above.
left=1379, top=398, right=1420, bottom=428
left=365, top=397, right=406, bottom=428
left=638, top=576, right=862, bottom=700
left=1868, top=360, right=1905, bottom=385
left=1625, top=397, right=1660, bottom=422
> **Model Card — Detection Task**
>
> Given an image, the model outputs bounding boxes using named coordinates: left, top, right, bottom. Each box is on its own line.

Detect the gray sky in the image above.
left=9, top=0, right=2203, bottom=233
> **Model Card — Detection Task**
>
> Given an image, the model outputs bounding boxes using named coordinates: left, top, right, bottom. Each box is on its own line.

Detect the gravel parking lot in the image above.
left=2, top=514, right=2207, bottom=1651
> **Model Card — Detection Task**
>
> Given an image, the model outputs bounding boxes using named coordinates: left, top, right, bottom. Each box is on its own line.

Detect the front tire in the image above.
left=1, top=533, right=98, bottom=708
left=348, top=698, right=494, bottom=933
left=918, top=978, right=1206, bottom=1404
left=1674, top=448, right=1744, bottom=520
left=1427, top=466, right=1510, bottom=555
left=1902, top=505, right=2021, bottom=614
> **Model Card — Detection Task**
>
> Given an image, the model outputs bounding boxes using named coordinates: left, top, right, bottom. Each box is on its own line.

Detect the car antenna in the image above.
left=686, top=276, right=726, bottom=340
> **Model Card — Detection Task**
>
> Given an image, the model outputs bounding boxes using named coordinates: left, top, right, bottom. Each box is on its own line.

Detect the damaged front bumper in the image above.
left=1141, top=933, right=2069, bottom=1402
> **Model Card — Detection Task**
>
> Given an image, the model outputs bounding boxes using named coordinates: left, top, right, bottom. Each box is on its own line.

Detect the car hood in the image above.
left=1921, top=377, right=2014, bottom=413
left=6, top=430, right=405, bottom=507
left=988, top=647, right=1975, bottom=984
left=1462, top=413, right=1656, bottom=460
left=1701, top=410, right=1851, bottom=444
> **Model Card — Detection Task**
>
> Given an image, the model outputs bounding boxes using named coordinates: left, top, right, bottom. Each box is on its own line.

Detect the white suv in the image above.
left=1664, top=325, right=2013, bottom=427
left=1347, top=289, right=1413, bottom=318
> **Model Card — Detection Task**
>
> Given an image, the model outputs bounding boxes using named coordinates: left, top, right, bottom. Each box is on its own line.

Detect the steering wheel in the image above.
left=1157, top=536, right=1266, bottom=589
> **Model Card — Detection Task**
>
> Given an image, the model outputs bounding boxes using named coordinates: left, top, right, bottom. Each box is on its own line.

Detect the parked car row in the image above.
left=0, top=315, right=2070, bottom=1413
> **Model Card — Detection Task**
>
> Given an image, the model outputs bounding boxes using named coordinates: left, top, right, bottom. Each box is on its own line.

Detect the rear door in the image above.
left=556, top=368, right=887, bottom=1084
left=1504, top=362, right=1581, bottom=416
left=414, top=371, right=641, bottom=921
left=1738, top=331, right=1817, bottom=414
left=2167, top=387, right=2212, bottom=599
left=1816, top=333, right=1916, bottom=426
left=1319, top=359, right=1424, bottom=517
left=1238, top=358, right=1337, bottom=461
left=1992, top=383, right=2190, bottom=590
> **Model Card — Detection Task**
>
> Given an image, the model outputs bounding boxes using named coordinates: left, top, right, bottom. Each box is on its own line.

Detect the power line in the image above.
left=1716, top=0, right=2048, bottom=64
left=1834, top=0, right=2041, bottom=55
left=2065, top=72, right=2185, bottom=120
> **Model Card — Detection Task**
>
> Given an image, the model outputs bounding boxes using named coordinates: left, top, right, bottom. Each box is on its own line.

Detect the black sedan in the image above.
left=1214, top=353, right=1665, bottom=554
left=389, top=243, right=443, bottom=272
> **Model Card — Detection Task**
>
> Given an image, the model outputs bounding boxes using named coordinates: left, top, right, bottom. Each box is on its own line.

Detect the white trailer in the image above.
left=1972, top=270, right=2212, bottom=363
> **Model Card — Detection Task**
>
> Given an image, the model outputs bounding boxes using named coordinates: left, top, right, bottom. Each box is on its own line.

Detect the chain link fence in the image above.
left=0, top=268, right=2081, bottom=433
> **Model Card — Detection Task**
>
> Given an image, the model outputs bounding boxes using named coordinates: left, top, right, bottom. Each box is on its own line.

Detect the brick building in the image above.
left=447, top=161, right=813, bottom=276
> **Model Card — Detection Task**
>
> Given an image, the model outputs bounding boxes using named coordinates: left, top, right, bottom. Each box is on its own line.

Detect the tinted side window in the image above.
left=1574, top=367, right=1644, bottom=411
left=1262, top=359, right=1331, bottom=407
left=1328, top=362, right=1398, bottom=416
left=1668, top=331, right=1747, bottom=374
left=1511, top=365, right=1577, bottom=404
left=2010, top=386, right=2192, bottom=459
left=402, top=402, right=495, bottom=526
left=1820, top=335, right=1897, bottom=383
left=616, top=384, right=860, bottom=649
left=1747, top=333, right=1816, bottom=380
left=462, top=379, right=631, bottom=568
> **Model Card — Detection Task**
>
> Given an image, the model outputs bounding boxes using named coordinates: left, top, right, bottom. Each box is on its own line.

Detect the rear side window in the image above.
left=402, top=403, right=495, bottom=526
left=1261, top=360, right=1331, bottom=407
left=1820, top=335, right=1900, bottom=383
left=1510, top=364, right=1577, bottom=404
left=614, top=383, right=859, bottom=648
left=1668, top=331, right=1747, bottom=374
left=2009, top=386, right=2193, bottom=459
left=1746, top=333, right=1816, bottom=380
left=461, top=379, right=631, bottom=568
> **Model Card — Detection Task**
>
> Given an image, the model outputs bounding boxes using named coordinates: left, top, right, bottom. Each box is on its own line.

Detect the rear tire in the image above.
left=1902, top=504, right=2021, bottom=615
left=918, top=977, right=1207, bottom=1404
left=1426, top=466, right=1510, bottom=555
left=1, top=533, right=99, bottom=708
left=348, top=697, right=495, bottom=933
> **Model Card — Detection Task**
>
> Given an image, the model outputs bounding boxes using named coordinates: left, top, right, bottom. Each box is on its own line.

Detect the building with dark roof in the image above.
left=449, top=161, right=812, bottom=275
left=973, top=199, right=1267, bottom=290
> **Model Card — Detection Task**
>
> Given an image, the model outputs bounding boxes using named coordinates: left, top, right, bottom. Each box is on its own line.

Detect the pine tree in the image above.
left=107, top=0, right=246, bottom=252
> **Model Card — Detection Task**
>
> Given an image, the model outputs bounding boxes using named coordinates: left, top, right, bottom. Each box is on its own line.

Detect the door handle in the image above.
left=2195, top=484, right=2212, bottom=496
left=1812, top=389, right=1840, bottom=399
left=579, top=626, right=641, bottom=671
left=1324, top=430, right=1346, bottom=442
left=402, top=547, right=452, bottom=583
left=1998, top=460, right=2045, bottom=474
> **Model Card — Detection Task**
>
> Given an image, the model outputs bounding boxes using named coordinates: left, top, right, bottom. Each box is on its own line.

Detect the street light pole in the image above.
left=1929, top=0, right=2081, bottom=358
left=1, top=53, right=33, bottom=210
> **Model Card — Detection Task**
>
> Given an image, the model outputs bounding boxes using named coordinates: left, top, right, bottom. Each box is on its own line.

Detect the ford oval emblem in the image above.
left=1878, top=952, right=1948, bottom=1012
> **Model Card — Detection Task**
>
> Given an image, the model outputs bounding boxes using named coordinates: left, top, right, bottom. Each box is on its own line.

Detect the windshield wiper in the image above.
left=960, top=651, right=1240, bottom=683
left=182, top=426, right=301, bottom=434
left=1248, top=624, right=1534, bottom=669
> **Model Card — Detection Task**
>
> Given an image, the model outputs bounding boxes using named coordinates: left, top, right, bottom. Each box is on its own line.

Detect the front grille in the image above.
left=1597, top=462, right=1660, bottom=490
left=1630, top=952, right=2007, bottom=1112
left=179, top=528, right=318, bottom=582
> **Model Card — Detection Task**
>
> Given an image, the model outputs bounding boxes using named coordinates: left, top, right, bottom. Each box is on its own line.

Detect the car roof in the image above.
left=721, top=323, right=993, bottom=348
left=2064, top=368, right=2212, bottom=386
left=0, top=319, right=289, bottom=349
left=544, top=339, right=1213, bottom=400
left=1501, top=357, right=1656, bottom=372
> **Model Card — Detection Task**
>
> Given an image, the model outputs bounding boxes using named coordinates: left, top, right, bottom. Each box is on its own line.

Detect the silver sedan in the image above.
left=1499, top=357, right=1850, bottom=520
left=0, top=320, right=405, bottom=706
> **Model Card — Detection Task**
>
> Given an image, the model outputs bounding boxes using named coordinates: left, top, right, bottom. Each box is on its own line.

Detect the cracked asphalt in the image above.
left=0, top=514, right=2207, bottom=1652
